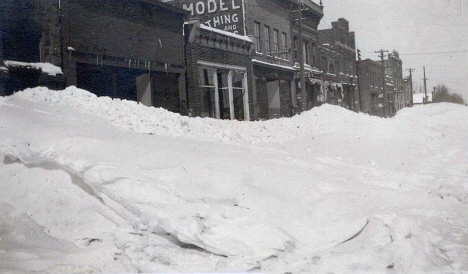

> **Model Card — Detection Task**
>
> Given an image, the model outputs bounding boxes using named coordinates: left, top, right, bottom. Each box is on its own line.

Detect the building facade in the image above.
left=384, top=50, right=405, bottom=116
left=246, top=0, right=300, bottom=119
left=318, top=18, right=358, bottom=111
left=0, top=0, right=66, bottom=95
left=403, top=75, right=413, bottom=107
left=288, top=0, right=324, bottom=114
left=184, top=21, right=254, bottom=120
left=168, top=0, right=323, bottom=120
left=1, top=0, right=188, bottom=113
left=357, top=58, right=385, bottom=116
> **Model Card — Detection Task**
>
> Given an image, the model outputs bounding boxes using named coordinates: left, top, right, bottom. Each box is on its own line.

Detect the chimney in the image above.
left=338, top=18, right=349, bottom=33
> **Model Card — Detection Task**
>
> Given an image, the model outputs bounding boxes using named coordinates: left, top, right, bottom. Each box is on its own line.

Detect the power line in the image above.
left=399, top=50, right=468, bottom=56
left=361, top=49, right=468, bottom=56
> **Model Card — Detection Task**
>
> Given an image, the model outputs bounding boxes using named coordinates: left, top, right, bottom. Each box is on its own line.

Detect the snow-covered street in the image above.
left=1, top=87, right=467, bottom=273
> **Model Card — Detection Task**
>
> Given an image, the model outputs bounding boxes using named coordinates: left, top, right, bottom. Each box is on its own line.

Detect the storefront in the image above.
left=184, top=21, right=254, bottom=120
left=253, top=60, right=296, bottom=119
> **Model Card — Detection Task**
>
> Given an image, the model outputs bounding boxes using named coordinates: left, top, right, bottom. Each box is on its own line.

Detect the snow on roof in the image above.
left=4, top=61, right=63, bottom=76
left=252, top=59, right=295, bottom=71
left=199, top=24, right=252, bottom=43
left=413, top=93, right=432, bottom=104
left=292, top=62, right=322, bottom=73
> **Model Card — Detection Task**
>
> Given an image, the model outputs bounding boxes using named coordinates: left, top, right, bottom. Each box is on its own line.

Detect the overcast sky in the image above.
left=318, top=0, right=468, bottom=100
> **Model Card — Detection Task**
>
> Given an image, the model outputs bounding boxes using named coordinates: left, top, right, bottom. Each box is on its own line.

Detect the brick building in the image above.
left=384, top=51, right=405, bottom=116
left=184, top=21, right=254, bottom=120
left=403, top=75, right=413, bottom=107
left=357, top=58, right=385, bottom=117
left=1, top=0, right=188, bottom=113
left=288, top=0, right=324, bottom=114
left=0, top=0, right=65, bottom=95
left=318, top=18, right=358, bottom=111
left=244, top=0, right=323, bottom=118
left=168, top=0, right=323, bottom=120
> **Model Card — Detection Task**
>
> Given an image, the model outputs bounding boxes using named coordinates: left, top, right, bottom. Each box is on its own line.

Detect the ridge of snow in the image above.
left=4, top=60, right=63, bottom=76
left=253, top=59, right=296, bottom=71
left=9, top=86, right=378, bottom=145
left=199, top=24, right=252, bottom=43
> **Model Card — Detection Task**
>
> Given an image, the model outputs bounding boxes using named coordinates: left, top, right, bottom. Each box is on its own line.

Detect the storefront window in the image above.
left=198, top=67, right=216, bottom=118
left=198, top=64, right=249, bottom=121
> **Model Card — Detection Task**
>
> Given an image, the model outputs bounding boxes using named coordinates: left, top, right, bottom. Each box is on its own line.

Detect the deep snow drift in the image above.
left=0, top=87, right=467, bottom=273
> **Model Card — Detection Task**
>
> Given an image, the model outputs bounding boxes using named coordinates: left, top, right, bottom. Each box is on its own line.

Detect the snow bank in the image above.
left=11, top=86, right=377, bottom=145
left=1, top=87, right=467, bottom=273
left=4, top=61, right=63, bottom=76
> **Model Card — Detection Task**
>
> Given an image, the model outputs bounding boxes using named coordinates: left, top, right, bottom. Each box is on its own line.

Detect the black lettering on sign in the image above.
left=176, top=0, right=244, bottom=35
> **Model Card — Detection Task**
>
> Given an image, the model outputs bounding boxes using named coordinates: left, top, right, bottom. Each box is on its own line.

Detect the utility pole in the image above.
left=423, top=66, right=428, bottom=104
left=356, top=49, right=363, bottom=112
left=59, top=0, right=64, bottom=70
left=406, top=68, right=415, bottom=106
left=375, top=49, right=389, bottom=117
left=298, top=0, right=306, bottom=112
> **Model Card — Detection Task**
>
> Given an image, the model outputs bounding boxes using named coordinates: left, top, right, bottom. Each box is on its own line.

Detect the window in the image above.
left=273, top=29, right=279, bottom=53
left=264, top=25, right=270, bottom=53
left=198, top=67, right=216, bottom=118
left=328, top=62, right=335, bottom=74
left=293, top=36, right=298, bottom=61
left=302, top=41, right=309, bottom=65
left=281, top=32, right=288, bottom=60
left=254, top=21, right=261, bottom=52
left=312, top=42, right=316, bottom=66
left=198, top=64, right=250, bottom=121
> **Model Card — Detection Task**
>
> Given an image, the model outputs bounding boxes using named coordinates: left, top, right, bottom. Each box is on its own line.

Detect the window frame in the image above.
left=264, top=25, right=271, bottom=54
left=281, top=32, right=288, bottom=60
left=302, top=40, right=309, bottom=65
left=273, top=29, right=279, bottom=53
left=254, top=21, right=261, bottom=52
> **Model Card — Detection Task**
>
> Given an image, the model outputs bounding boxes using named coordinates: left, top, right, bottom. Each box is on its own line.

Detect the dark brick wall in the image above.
left=357, top=59, right=384, bottom=115
left=64, top=0, right=185, bottom=66
left=245, top=0, right=293, bottom=64
left=319, top=18, right=357, bottom=78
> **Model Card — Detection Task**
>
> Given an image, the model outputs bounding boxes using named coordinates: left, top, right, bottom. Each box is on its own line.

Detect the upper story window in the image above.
left=328, top=62, right=335, bottom=74
left=273, top=29, right=279, bottom=53
left=264, top=25, right=271, bottom=53
left=312, top=42, right=316, bottom=66
left=293, top=36, right=298, bottom=62
left=281, top=32, right=288, bottom=60
left=254, top=21, right=261, bottom=52
left=302, top=41, right=309, bottom=65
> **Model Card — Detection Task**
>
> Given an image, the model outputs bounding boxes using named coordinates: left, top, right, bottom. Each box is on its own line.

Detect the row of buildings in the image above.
left=0, top=0, right=414, bottom=120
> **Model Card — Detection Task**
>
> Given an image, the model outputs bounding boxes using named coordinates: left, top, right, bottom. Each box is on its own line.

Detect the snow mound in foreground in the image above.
left=1, top=87, right=467, bottom=273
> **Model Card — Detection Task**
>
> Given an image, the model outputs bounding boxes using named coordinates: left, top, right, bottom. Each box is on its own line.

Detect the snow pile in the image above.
left=0, top=87, right=467, bottom=273
left=13, top=86, right=377, bottom=145
left=4, top=60, right=63, bottom=76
